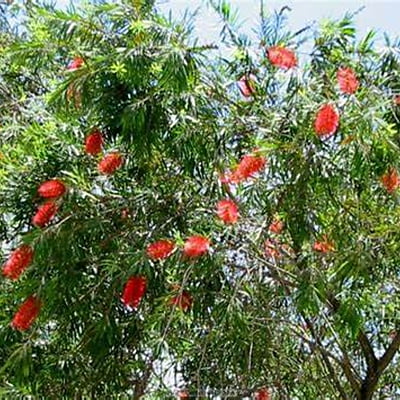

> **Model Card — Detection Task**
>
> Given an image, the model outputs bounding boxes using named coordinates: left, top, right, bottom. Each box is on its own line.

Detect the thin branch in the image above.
left=377, top=331, right=400, bottom=375
left=358, top=331, right=378, bottom=370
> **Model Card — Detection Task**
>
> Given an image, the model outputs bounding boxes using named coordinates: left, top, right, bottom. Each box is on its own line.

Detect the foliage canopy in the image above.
left=0, top=1, right=399, bottom=399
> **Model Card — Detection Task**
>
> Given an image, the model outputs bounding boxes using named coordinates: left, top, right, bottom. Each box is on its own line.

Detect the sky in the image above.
left=157, top=1, right=398, bottom=44
left=55, top=0, right=399, bottom=42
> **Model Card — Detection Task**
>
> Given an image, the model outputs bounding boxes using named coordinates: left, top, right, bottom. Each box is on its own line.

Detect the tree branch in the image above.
left=358, top=331, right=378, bottom=370
left=377, top=331, right=400, bottom=375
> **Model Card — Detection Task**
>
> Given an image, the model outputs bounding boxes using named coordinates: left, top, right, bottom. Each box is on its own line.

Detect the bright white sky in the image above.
left=56, top=0, right=398, bottom=42
left=160, top=0, right=398, bottom=41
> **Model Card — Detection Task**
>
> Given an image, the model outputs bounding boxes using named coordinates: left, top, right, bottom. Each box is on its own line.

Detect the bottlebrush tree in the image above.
left=0, top=0, right=399, bottom=399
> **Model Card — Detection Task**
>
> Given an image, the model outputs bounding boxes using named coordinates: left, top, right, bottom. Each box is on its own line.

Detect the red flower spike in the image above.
left=32, top=202, right=58, bottom=228
left=264, top=239, right=281, bottom=259
left=269, top=218, right=284, bottom=234
left=381, top=167, right=400, bottom=194
left=231, top=154, right=266, bottom=183
left=268, top=46, right=297, bottom=69
left=216, top=199, right=239, bottom=224
left=11, top=295, right=41, bottom=331
left=146, top=240, right=175, bottom=260
left=255, top=388, right=271, bottom=400
left=67, top=57, right=84, bottom=71
left=37, top=179, right=66, bottom=199
left=314, top=104, right=340, bottom=138
left=313, top=236, right=335, bottom=253
left=122, top=276, right=147, bottom=309
left=2, top=245, right=34, bottom=280
left=85, top=129, right=104, bottom=155
left=183, top=236, right=210, bottom=258
left=237, top=75, right=256, bottom=97
left=170, top=290, right=193, bottom=312
left=98, top=152, right=123, bottom=175
left=337, top=67, right=359, bottom=94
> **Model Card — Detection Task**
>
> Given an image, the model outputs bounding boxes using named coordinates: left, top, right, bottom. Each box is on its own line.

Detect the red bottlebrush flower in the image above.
left=264, top=239, right=281, bottom=259
left=237, top=74, right=256, bottom=97
left=268, top=46, right=297, bottom=69
left=255, top=388, right=270, bottom=400
left=2, top=245, right=34, bottom=280
left=313, top=236, right=335, bottom=253
left=11, top=295, right=41, bottom=331
left=230, top=154, right=266, bottom=183
left=146, top=240, right=175, bottom=260
left=32, top=202, right=58, bottom=228
left=183, top=235, right=210, bottom=258
left=170, top=290, right=193, bottom=312
left=37, top=179, right=66, bottom=199
left=337, top=67, right=359, bottom=94
left=314, top=104, right=340, bottom=138
left=85, top=129, right=104, bottom=155
left=67, top=57, right=84, bottom=71
left=269, top=218, right=284, bottom=234
left=381, top=167, right=400, bottom=194
left=98, top=152, right=123, bottom=175
left=122, top=276, right=147, bottom=309
left=216, top=199, right=239, bottom=224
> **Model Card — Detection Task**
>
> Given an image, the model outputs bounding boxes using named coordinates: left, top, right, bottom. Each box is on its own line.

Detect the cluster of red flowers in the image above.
left=37, top=179, right=66, bottom=198
left=122, top=276, right=148, bottom=309
left=5, top=63, right=129, bottom=332
left=221, top=153, right=267, bottom=184
left=255, top=387, right=271, bottom=400
left=269, top=218, right=284, bottom=235
left=32, top=179, right=66, bottom=228
left=67, top=56, right=84, bottom=71
left=121, top=236, right=211, bottom=311
left=67, top=59, right=123, bottom=174
left=216, top=199, right=239, bottom=224
left=146, top=240, right=175, bottom=260
left=381, top=167, right=400, bottom=194
left=183, top=236, right=210, bottom=258
left=85, top=128, right=104, bottom=155
left=4, top=49, right=391, bottom=345
left=146, top=236, right=210, bottom=261
left=313, top=235, right=335, bottom=253
left=337, top=67, right=359, bottom=94
left=84, top=127, right=124, bottom=175
left=4, top=178, right=68, bottom=330
left=98, top=152, right=123, bottom=175
left=314, top=104, right=340, bottom=138
left=267, top=46, right=297, bottom=69
left=32, top=202, right=58, bottom=228
left=2, top=245, right=34, bottom=280
left=11, top=296, right=42, bottom=331
left=314, top=67, right=360, bottom=139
